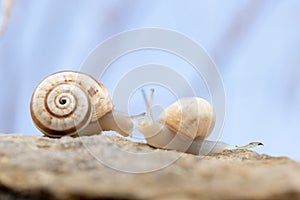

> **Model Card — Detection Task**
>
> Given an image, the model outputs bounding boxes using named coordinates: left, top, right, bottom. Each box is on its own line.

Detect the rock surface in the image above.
left=0, top=133, right=299, bottom=200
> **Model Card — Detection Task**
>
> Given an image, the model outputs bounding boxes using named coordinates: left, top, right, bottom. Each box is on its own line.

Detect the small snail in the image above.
left=138, top=89, right=228, bottom=155
left=30, top=71, right=133, bottom=137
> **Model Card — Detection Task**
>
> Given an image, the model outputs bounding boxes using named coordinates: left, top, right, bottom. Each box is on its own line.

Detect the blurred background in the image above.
left=0, top=0, right=299, bottom=160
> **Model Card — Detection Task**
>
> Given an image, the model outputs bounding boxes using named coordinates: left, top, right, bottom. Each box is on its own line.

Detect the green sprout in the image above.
left=235, top=142, right=264, bottom=149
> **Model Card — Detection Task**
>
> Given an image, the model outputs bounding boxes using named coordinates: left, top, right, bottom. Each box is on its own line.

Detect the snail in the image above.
left=138, top=89, right=228, bottom=155
left=30, top=71, right=133, bottom=138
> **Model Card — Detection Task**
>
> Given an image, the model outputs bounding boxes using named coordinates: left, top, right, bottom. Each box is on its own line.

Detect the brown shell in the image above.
left=158, top=97, right=215, bottom=140
left=30, top=71, right=113, bottom=137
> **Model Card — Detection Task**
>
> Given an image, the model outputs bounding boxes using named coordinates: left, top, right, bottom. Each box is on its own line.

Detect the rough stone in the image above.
left=0, top=133, right=299, bottom=200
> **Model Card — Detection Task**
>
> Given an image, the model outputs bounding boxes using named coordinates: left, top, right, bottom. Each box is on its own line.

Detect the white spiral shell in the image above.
left=158, top=97, right=215, bottom=140
left=30, top=71, right=113, bottom=137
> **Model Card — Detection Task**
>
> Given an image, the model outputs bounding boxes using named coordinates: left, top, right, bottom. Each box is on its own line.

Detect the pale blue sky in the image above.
left=0, top=0, right=299, bottom=160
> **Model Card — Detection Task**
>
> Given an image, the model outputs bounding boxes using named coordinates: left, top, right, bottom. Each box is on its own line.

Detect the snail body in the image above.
left=138, top=90, right=228, bottom=155
left=30, top=71, right=133, bottom=137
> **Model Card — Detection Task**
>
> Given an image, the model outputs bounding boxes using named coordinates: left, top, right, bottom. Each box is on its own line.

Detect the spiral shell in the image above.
left=30, top=71, right=113, bottom=137
left=158, top=97, right=215, bottom=140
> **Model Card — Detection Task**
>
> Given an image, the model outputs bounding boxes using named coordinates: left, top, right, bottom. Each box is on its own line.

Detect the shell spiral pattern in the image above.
left=30, top=71, right=113, bottom=137
left=158, top=97, right=215, bottom=140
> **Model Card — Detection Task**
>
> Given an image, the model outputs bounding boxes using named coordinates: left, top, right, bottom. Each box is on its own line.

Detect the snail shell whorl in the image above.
left=158, top=97, right=215, bottom=140
left=30, top=71, right=113, bottom=137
